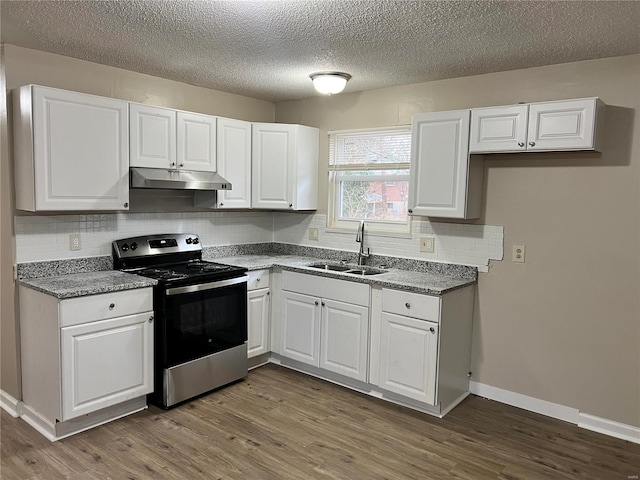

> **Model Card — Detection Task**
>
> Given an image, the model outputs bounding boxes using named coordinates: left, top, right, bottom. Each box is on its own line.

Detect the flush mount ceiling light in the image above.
left=309, top=72, right=352, bottom=95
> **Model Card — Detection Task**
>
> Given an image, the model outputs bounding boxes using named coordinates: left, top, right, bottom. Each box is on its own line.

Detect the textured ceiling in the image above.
left=2, top=0, right=640, bottom=103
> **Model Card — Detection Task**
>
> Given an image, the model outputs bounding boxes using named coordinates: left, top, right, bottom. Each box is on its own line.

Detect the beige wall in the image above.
left=0, top=44, right=275, bottom=400
left=276, top=55, right=640, bottom=427
left=1, top=45, right=21, bottom=400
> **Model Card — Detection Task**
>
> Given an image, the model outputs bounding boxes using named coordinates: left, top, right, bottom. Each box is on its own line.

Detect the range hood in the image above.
left=130, top=167, right=231, bottom=191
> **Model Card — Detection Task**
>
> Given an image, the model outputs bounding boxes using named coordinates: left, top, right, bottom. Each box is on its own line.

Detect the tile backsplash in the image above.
left=15, top=211, right=503, bottom=272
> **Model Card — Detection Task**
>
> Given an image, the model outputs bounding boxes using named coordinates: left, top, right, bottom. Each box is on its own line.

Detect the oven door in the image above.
left=161, top=275, right=248, bottom=367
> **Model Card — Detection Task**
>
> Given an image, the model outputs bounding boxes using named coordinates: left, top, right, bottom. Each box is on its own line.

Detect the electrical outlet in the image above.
left=12, top=264, right=17, bottom=282
left=420, top=235, right=435, bottom=253
left=70, top=234, right=81, bottom=251
left=308, top=226, right=319, bottom=241
left=512, top=244, right=525, bottom=263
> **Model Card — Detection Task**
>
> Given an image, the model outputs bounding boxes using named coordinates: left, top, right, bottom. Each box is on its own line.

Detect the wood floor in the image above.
left=2, top=364, right=639, bottom=479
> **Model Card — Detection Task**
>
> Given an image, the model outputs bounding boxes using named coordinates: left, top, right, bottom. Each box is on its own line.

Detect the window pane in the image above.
left=338, top=177, right=409, bottom=222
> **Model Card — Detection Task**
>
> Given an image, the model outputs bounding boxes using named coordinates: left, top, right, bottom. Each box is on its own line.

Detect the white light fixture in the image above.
left=310, top=72, right=351, bottom=95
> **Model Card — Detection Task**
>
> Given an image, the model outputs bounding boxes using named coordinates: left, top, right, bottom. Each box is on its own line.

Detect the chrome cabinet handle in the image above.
left=405, top=302, right=411, bottom=309
left=529, top=141, right=536, bottom=147
left=109, top=303, right=115, bottom=310
left=289, top=203, right=293, bottom=208
left=429, top=327, right=435, bottom=333
left=123, top=202, right=129, bottom=208
left=315, top=301, right=319, bottom=306
left=408, top=209, right=413, bottom=214
left=518, top=142, right=525, bottom=147
left=321, top=301, right=325, bottom=307
left=179, top=163, right=184, bottom=167
left=170, top=162, right=176, bottom=167
left=148, top=315, right=154, bottom=323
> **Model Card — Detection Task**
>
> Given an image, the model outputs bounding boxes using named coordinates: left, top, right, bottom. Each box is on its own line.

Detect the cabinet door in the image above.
left=252, top=124, right=294, bottom=209
left=31, top=86, right=129, bottom=211
left=378, top=312, right=438, bottom=405
left=177, top=112, right=216, bottom=172
left=527, top=98, right=598, bottom=151
left=320, top=299, right=369, bottom=382
left=130, top=104, right=176, bottom=168
left=281, top=290, right=321, bottom=366
left=247, top=287, right=270, bottom=358
left=408, top=110, right=473, bottom=218
left=60, top=312, right=153, bottom=421
left=469, top=105, right=528, bottom=153
left=217, top=118, right=252, bottom=208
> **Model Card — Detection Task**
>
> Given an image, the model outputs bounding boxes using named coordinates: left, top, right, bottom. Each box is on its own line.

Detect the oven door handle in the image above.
left=165, top=275, right=248, bottom=296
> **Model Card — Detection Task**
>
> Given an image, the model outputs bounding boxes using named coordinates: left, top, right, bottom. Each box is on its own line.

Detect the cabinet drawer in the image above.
left=247, top=269, right=270, bottom=290
left=382, top=289, right=440, bottom=323
left=60, top=288, right=153, bottom=327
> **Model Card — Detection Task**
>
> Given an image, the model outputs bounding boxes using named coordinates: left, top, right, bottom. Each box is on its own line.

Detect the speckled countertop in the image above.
left=207, top=254, right=476, bottom=295
left=19, top=271, right=157, bottom=299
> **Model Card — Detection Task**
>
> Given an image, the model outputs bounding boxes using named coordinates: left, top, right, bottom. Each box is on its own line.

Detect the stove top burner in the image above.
left=186, top=261, right=234, bottom=273
left=133, top=260, right=244, bottom=283
left=139, top=268, right=189, bottom=281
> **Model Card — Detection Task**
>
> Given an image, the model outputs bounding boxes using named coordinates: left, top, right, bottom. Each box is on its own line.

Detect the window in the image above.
left=328, top=127, right=411, bottom=235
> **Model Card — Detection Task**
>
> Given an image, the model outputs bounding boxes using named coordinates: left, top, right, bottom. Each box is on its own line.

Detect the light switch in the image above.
left=308, top=227, right=319, bottom=241
left=70, top=234, right=81, bottom=251
left=420, top=236, right=435, bottom=253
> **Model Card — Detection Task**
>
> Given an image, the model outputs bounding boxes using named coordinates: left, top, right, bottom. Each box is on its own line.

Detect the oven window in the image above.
left=162, top=282, right=247, bottom=366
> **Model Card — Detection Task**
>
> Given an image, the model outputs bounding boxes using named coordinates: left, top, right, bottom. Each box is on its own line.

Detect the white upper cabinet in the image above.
left=252, top=123, right=318, bottom=210
left=129, top=104, right=176, bottom=168
left=469, top=104, right=529, bottom=153
left=13, top=85, right=130, bottom=211
left=130, top=104, right=217, bottom=171
left=408, top=109, right=483, bottom=219
left=216, top=117, right=252, bottom=208
left=177, top=112, right=217, bottom=171
left=470, top=98, right=605, bottom=153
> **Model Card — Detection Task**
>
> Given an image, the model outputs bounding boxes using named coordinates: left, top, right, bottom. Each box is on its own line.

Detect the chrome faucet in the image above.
left=355, top=220, right=370, bottom=266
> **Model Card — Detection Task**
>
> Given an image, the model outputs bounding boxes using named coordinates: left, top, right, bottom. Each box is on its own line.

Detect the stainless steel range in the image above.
left=112, top=233, right=248, bottom=408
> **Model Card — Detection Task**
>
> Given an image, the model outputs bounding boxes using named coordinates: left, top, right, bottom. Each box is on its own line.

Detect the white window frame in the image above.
left=327, top=126, right=411, bottom=236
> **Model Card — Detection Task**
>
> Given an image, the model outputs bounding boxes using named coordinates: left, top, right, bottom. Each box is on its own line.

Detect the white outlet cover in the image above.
left=512, top=244, right=525, bottom=263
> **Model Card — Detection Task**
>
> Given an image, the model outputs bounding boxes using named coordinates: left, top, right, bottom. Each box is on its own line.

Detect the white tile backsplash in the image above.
left=15, top=211, right=503, bottom=271
left=273, top=213, right=503, bottom=272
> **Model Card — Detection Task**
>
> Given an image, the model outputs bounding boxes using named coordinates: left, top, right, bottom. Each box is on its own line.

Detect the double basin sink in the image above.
left=306, top=262, right=386, bottom=276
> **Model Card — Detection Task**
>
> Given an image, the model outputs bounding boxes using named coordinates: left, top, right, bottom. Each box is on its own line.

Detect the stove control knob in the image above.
left=121, top=243, right=129, bottom=251
left=130, top=242, right=138, bottom=251
left=193, top=237, right=199, bottom=244
left=186, top=237, right=193, bottom=244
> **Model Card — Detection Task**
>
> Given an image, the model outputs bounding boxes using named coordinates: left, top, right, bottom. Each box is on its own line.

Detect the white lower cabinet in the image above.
left=320, top=299, right=369, bottom=382
left=280, top=272, right=370, bottom=382
left=370, top=285, right=475, bottom=413
left=247, top=269, right=271, bottom=359
left=61, top=312, right=153, bottom=420
left=378, top=312, right=438, bottom=404
left=19, top=286, right=154, bottom=440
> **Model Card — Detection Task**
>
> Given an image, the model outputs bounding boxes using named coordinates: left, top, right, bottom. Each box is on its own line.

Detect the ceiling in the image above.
left=2, top=0, right=640, bottom=103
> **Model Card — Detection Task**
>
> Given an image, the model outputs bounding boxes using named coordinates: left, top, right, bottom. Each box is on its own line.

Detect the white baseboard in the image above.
left=579, top=413, right=640, bottom=444
left=0, top=390, right=22, bottom=417
left=470, top=381, right=639, bottom=444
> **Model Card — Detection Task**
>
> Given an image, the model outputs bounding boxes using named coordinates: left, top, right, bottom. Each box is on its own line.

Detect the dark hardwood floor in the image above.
left=2, top=364, right=639, bottom=479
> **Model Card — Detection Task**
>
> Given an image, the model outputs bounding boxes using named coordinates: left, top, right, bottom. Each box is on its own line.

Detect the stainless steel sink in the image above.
left=307, top=263, right=352, bottom=272
left=306, top=263, right=386, bottom=276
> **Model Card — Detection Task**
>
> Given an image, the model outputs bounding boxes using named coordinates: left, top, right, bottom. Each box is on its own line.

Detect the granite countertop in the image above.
left=19, top=271, right=157, bottom=299
left=208, top=254, right=476, bottom=295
